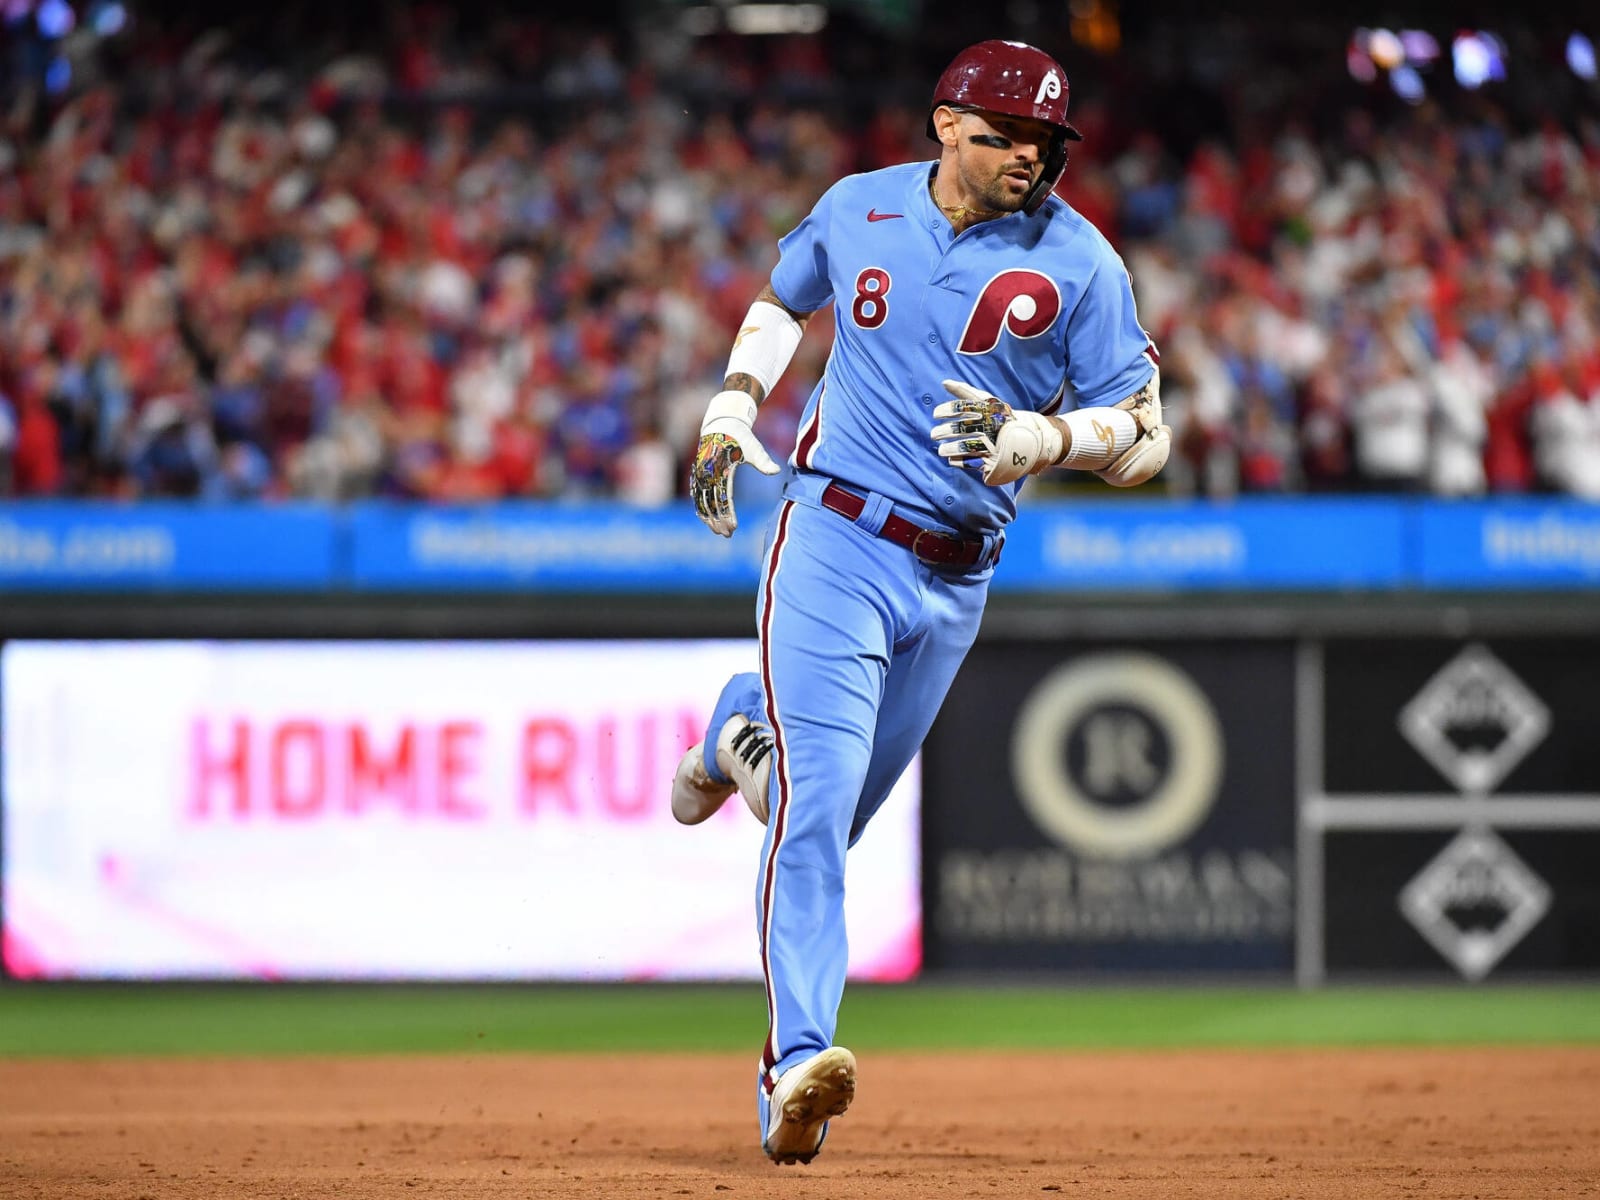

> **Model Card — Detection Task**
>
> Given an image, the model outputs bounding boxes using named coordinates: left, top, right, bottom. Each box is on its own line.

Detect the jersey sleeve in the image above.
left=1064, top=249, right=1157, bottom=410
left=769, top=182, right=839, bottom=314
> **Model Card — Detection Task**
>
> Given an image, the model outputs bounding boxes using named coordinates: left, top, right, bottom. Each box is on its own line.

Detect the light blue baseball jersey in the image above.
left=770, top=159, right=1157, bottom=536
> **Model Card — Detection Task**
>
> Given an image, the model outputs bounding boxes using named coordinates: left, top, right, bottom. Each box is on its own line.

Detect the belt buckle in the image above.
left=911, top=528, right=958, bottom=564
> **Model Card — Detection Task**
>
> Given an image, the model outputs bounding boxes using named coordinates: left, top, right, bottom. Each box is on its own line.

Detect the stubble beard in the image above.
left=962, top=162, right=1034, bottom=215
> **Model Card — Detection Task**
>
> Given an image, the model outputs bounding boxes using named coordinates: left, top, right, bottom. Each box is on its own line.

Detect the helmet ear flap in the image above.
left=1022, top=130, right=1070, bottom=215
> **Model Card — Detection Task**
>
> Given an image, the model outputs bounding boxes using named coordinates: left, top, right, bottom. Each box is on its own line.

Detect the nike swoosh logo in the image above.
left=866, top=209, right=904, bottom=222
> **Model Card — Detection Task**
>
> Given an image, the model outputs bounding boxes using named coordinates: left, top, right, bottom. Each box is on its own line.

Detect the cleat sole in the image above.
left=762, top=1048, right=856, bottom=1165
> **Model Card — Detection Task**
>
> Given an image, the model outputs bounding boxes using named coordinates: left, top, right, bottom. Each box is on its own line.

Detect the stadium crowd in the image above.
left=2, top=12, right=1598, bottom=502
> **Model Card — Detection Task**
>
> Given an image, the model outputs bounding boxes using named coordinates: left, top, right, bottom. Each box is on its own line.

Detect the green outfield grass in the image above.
left=2, top=982, right=1598, bottom=1057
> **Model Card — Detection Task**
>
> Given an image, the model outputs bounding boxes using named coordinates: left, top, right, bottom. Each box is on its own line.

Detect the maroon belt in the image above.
left=820, top=483, right=987, bottom=568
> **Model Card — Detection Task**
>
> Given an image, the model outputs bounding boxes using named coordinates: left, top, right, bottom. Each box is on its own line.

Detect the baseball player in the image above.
left=670, top=39, right=1168, bottom=1164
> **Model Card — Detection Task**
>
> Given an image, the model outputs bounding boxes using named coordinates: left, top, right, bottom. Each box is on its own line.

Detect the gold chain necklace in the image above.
left=929, top=176, right=997, bottom=227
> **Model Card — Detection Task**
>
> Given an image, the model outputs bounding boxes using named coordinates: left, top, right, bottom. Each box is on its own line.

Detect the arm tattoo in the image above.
left=1117, top=373, right=1162, bottom=432
left=724, top=372, right=767, bottom=405
left=1123, top=377, right=1158, bottom=408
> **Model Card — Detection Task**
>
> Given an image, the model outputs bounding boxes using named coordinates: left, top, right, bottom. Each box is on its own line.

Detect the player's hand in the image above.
left=930, top=380, right=1062, bottom=486
left=692, top=390, right=780, bottom=537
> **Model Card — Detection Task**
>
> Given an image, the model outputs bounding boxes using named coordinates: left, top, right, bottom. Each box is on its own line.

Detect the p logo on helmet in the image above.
left=926, top=40, right=1085, bottom=214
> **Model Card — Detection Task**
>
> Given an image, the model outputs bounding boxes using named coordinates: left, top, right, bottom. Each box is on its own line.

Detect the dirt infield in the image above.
left=4, top=1048, right=1598, bottom=1198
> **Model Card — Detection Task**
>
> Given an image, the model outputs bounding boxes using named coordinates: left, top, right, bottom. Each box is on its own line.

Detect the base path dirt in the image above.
left=3, top=1048, right=1598, bottom=1198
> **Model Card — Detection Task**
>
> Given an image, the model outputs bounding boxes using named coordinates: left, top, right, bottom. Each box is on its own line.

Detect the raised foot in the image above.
left=762, top=1047, right=856, bottom=1165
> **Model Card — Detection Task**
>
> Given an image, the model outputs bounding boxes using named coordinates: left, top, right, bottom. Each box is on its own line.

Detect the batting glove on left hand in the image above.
left=930, top=379, right=1063, bottom=486
left=692, top=390, right=780, bottom=537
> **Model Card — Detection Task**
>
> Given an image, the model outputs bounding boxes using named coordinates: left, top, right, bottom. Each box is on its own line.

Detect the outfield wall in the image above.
left=2, top=497, right=1597, bottom=986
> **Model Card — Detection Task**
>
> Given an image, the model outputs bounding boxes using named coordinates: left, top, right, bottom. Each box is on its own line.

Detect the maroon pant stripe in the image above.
left=756, top=500, right=795, bottom=1090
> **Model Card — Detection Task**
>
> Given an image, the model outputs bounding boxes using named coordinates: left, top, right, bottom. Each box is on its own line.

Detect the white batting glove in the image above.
left=930, top=379, right=1063, bottom=486
left=691, top=390, right=780, bottom=537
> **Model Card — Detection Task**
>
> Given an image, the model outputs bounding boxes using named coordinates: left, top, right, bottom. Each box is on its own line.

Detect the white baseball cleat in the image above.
left=763, top=1046, right=857, bottom=1165
left=670, top=715, right=774, bottom=825
left=670, top=741, right=736, bottom=824
left=716, top=714, right=773, bottom=824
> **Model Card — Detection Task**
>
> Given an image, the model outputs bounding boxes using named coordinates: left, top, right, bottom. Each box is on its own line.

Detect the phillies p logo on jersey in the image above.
left=957, top=269, right=1063, bottom=354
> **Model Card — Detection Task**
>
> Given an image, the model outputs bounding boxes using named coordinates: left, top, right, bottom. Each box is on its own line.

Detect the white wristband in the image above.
left=701, top=389, right=759, bottom=433
left=1059, top=407, right=1139, bottom=470
left=725, top=300, right=804, bottom=397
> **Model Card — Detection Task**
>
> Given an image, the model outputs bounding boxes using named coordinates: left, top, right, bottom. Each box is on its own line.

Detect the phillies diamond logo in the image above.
left=1398, top=828, right=1550, bottom=981
left=1397, top=645, right=1548, bottom=794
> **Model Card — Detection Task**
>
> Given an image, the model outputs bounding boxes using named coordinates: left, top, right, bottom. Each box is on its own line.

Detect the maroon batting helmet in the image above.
left=926, top=40, right=1083, bottom=213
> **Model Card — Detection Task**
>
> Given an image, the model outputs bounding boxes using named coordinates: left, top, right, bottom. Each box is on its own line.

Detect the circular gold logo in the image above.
left=1011, top=653, right=1223, bottom=859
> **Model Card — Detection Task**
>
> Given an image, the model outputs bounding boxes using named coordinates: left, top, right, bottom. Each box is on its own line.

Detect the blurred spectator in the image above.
left=614, top=419, right=677, bottom=506
left=1351, top=345, right=1430, bottom=491
left=1530, top=362, right=1600, bottom=499
left=1428, top=336, right=1492, bottom=497
left=127, top=393, right=217, bottom=498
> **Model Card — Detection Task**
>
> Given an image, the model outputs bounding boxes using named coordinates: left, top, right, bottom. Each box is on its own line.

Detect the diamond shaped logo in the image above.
left=1397, top=645, right=1549, bottom=794
left=1398, top=828, right=1551, bottom=981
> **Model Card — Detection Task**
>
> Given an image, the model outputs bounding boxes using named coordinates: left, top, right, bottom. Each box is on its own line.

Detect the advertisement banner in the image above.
left=1310, top=638, right=1600, bottom=982
left=0, top=503, right=338, bottom=589
left=923, top=642, right=1296, bottom=973
left=0, top=496, right=1595, bottom=595
left=1322, top=640, right=1600, bottom=797
left=1, top=640, right=920, bottom=981
left=346, top=503, right=768, bottom=591
left=1323, top=828, right=1600, bottom=978
left=1416, top=500, right=1600, bottom=587
left=989, top=498, right=1407, bottom=591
